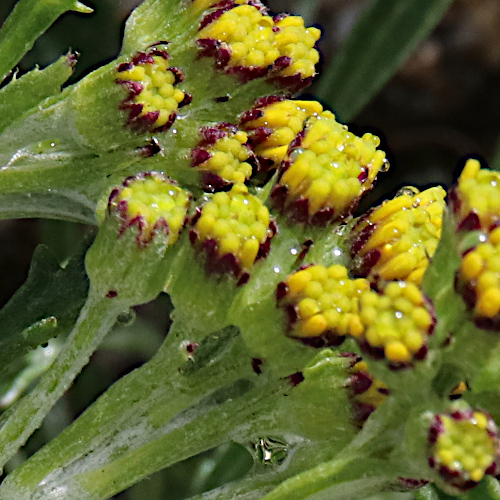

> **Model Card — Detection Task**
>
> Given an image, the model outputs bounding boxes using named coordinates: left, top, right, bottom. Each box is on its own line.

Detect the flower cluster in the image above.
left=191, top=124, right=255, bottom=191
left=196, top=1, right=320, bottom=87
left=454, top=160, right=500, bottom=327
left=190, top=183, right=276, bottom=283
left=428, top=407, right=499, bottom=489
left=277, top=266, right=434, bottom=366
left=108, top=172, right=191, bottom=245
left=116, top=48, right=191, bottom=132
left=351, top=186, right=446, bottom=285
left=271, top=111, right=387, bottom=225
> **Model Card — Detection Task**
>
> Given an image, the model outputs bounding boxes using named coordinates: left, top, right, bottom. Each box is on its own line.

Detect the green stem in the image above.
left=0, top=288, right=122, bottom=471
left=0, top=322, right=254, bottom=497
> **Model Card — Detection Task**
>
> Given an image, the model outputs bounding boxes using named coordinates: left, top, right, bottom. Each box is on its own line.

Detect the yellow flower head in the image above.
left=191, top=124, right=254, bottom=191
left=109, top=172, right=191, bottom=246
left=357, top=281, right=435, bottom=367
left=429, top=407, right=499, bottom=489
left=276, top=264, right=370, bottom=346
left=116, top=48, right=191, bottom=132
left=190, top=183, right=276, bottom=283
left=452, top=158, right=500, bottom=232
left=351, top=186, right=446, bottom=285
left=458, top=227, right=500, bottom=328
left=197, top=2, right=320, bottom=88
left=240, top=97, right=323, bottom=170
left=271, top=111, right=387, bottom=225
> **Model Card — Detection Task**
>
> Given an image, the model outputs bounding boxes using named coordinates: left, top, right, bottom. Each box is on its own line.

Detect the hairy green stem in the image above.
left=0, top=289, right=122, bottom=472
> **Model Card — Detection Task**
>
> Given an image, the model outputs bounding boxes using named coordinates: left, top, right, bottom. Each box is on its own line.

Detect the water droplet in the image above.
left=332, top=248, right=343, bottom=257
left=116, top=309, right=137, bottom=326
left=396, top=186, right=419, bottom=197
left=380, top=157, right=390, bottom=172
left=290, top=148, right=304, bottom=160
left=395, top=311, right=403, bottom=319
left=250, top=436, right=288, bottom=466
left=290, top=247, right=298, bottom=256
left=273, top=266, right=281, bottom=274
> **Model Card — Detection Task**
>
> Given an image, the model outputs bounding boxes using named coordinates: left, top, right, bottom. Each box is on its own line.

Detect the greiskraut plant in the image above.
left=0, top=1, right=498, bottom=499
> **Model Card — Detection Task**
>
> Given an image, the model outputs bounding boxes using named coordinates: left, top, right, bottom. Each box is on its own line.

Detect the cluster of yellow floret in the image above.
left=429, top=409, right=498, bottom=487
left=454, top=158, right=500, bottom=231
left=194, top=129, right=253, bottom=185
left=278, top=265, right=433, bottom=365
left=272, top=111, right=386, bottom=224
left=116, top=52, right=188, bottom=131
left=192, top=183, right=273, bottom=272
left=197, top=1, right=320, bottom=82
left=240, top=98, right=323, bottom=169
left=110, top=173, right=191, bottom=245
left=456, top=159, right=500, bottom=324
left=351, top=186, right=446, bottom=285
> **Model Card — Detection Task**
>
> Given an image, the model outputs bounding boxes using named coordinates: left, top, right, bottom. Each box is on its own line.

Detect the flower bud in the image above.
left=346, top=356, right=389, bottom=427
left=196, top=3, right=320, bottom=88
left=450, top=158, right=500, bottom=232
left=271, top=112, right=387, bottom=225
left=240, top=97, right=323, bottom=171
left=116, top=47, right=191, bottom=132
left=357, top=281, right=435, bottom=367
left=350, top=186, right=446, bottom=285
left=109, top=172, right=191, bottom=246
left=86, top=173, right=191, bottom=304
left=190, top=183, right=276, bottom=282
left=191, top=123, right=255, bottom=191
left=276, top=264, right=370, bottom=347
left=428, top=407, right=499, bottom=490
left=457, top=227, right=500, bottom=329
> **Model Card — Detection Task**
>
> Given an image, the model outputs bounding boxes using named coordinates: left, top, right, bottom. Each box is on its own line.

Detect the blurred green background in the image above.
left=1, top=0, right=500, bottom=498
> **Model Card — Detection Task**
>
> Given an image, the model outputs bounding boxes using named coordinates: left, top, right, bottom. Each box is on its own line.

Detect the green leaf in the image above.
left=422, top=208, right=466, bottom=347
left=0, top=54, right=76, bottom=134
left=0, top=0, right=92, bottom=84
left=315, top=0, right=454, bottom=121
left=0, top=244, right=89, bottom=370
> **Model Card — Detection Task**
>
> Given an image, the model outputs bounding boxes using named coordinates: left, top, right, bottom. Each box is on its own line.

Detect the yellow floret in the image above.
left=356, top=281, right=432, bottom=365
left=194, top=128, right=253, bottom=185
left=279, top=264, right=371, bottom=342
left=431, top=409, right=498, bottom=486
left=458, top=235, right=500, bottom=321
left=351, top=186, right=446, bottom=286
left=197, top=6, right=320, bottom=82
left=193, top=183, right=274, bottom=274
left=116, top=54, right=188, bottom=130
left=275, top=112, right=387, bottom=223
left=241, top=99, right=323, bottom=168
left=456, top=159, right=500, bottom=231
left=111, top=173, right=191, bottom=244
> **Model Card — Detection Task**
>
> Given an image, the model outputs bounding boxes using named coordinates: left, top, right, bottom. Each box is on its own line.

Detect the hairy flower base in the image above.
left=196, top=1, right=320, bottom=88
left=351, top=186, right=446, bottom=285
left=191, top=123, right=255, bottom=190
left=116, top=48, right=191, bottom=132
left=271, top=111, right=387, bottom=226
left=109, top=172, right=191, bottom=246
left=428, top=408, right=499, bottom=490
left=458, top=227, right=500, bottom=328
left=278, top=267, right=435, bottom=367
left=190, top=183, right=276, bottom=282
left=240, top=97, right=323, bottom=171
left=450, top=158, right=500, bottom=232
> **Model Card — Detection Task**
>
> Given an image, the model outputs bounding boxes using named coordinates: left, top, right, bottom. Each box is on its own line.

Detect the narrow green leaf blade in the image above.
left=0, top=244, right=89, bottom=369
left=315, top=0, right=454, bottom=121
left=0, top=0, right=92, bottom=83
left=0, top=53, right=76, bottom=134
